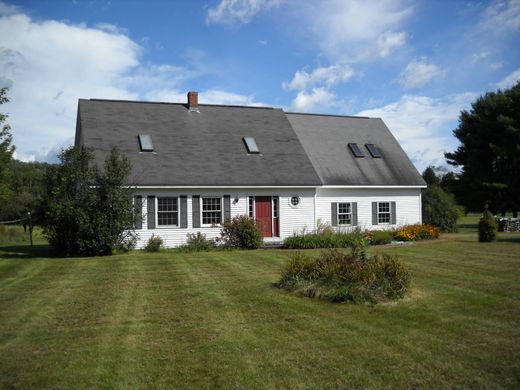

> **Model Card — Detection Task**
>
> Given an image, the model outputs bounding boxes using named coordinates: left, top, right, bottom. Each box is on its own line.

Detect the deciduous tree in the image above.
left=0, top=87, right=15, bottom=208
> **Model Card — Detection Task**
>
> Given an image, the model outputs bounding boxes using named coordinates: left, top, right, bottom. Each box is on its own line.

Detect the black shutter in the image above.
left=147, top=196, right=156, bottom=229
left=223, top=195, right=231, bottom=222
left=372, top=202, right=378, bottom=225
left=352, top=202, right=358, bottom=226
left=180, top=195, right=187, bottom=228
left=192, top=195, right=200, bottom=228
left=134, top=195, right=142, bottom=230
left=331, top=203, right=337, bottom=226
left=391, top=201, right=397, bottom=225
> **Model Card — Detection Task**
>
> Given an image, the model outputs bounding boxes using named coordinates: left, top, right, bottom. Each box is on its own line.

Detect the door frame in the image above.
left=249, top=195, right=279, bottom=238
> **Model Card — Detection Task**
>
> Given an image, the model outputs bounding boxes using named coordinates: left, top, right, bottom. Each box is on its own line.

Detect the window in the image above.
left=202, top=197, right=222, bottom=225
left=243, top=137, right=260, bottom=154
left=248, top=197, right=254, bottom=218
left=157, top=197, right=178, bottom=226
left=348, top=143, right=364, bottom=157
left=290, top=196, right=300, bottom=207
left=273, top=197, right=278, bottom=218
left=138, top=134, right=154, bottom=152
left=337, top=203, right=352, bottom=225
left=378, top=202, right=391, bottom=224
left=365, top=143, right=382, bottom=158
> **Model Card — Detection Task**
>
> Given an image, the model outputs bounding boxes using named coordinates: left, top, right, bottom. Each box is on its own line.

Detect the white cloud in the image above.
left=472, top=51, right=490, bottom=62
left=0, top=7, right=261, bottom=162
left=206, top=0, right=282, bottom=25
left=257, top=39, right=267, bottom=45
left=283, top=64, right=354, bottom=91
left=377, top=31, right=407, bottom=57
left=399, top=57, right=445, bottom=89
left=290, top=88, right=338, bottom=112
left=0, top=1, right=19, bottom=16
left=496, top=67, right=520, bottom=88
left=357, top=93, right=476, bottom=170
left=302, top=0, right=412, bottom=62
left=481, top=0, right=520, bottom=33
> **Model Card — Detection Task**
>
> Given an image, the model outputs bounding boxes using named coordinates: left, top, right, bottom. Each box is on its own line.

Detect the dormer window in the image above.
left=365, top=143, right=382, bottom=158
left=243, top=137, right=260, bottom=154
left=348, top=143, right=364, bottom=157
left=138, top=134, right=154, bottom=152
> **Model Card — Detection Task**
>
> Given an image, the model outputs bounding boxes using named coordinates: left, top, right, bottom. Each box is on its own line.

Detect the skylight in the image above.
left=243, top=137, right=260, bottom=154
left=348, top=143, right=364, bottom=158
left=365, top=143, right=382, bottom=158
left=138, top=134, right=154, bottom=152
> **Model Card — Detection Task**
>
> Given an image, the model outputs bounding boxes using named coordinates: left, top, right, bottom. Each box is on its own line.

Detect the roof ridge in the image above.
left=82, top=98, right=275, bottom=110
left=286, top=111, right=372, bottom=119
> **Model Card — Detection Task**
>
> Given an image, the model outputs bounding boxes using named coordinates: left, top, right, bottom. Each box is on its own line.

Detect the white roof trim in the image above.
left=131, top=185, right=426, bottom=189
left=321, top=185, right=426, bottom=189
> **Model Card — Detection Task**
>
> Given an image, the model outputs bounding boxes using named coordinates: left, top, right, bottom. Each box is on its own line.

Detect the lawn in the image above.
left=0, top=226, right=519, bottom=388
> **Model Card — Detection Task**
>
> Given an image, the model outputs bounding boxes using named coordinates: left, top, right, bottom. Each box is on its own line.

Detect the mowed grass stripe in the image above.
left=0, top=234, right=519, bottom=388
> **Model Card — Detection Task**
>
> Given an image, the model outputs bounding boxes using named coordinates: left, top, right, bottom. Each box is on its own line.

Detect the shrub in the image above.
left=370, top=230, right=394, bottom=245
left=394, top=224, right=440, bottom=241
left=144, top=234, right=163, bottom=252
left=283, top=229, right=369, bottom=250
left=180, top=232, right=216, bottom=252
left=478, top=210, right=498, bottom=242
left=422, top=185, right=461, bottom=232
left=220, top=215, right=263, bottom=249
left=41, top=146, right=136, bottom=256
left=277, top=248, right=411, bottom=304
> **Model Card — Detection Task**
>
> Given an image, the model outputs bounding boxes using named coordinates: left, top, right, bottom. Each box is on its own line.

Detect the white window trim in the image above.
left=248, top=196, right=255, bottom=219
left=201, top=196, right=223, bottom=227
left=156, top=196, right=180, bottom=228
left=377, top=201, right=391, bottom=225
left=337, top=202, right=352, bottom=226
left=289, top=195, right=301, bottom=208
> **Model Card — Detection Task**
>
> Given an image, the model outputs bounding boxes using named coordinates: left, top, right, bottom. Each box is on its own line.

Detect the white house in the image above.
left=74, top=91, right=426, bottom=248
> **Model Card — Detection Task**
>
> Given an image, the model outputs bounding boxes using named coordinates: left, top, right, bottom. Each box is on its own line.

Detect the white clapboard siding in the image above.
left=132, top=188, right=315, bottom=248
left=315, top=188, right=422, bottom=231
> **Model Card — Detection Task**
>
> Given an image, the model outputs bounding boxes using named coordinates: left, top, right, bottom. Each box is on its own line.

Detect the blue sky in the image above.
left=1, top=0, right=519, bottom=171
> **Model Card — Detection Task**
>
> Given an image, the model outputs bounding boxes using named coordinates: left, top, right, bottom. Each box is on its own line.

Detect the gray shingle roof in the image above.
left=286, top=113, right=426, bottom=186
left=77, top=99, right=322, bottom=186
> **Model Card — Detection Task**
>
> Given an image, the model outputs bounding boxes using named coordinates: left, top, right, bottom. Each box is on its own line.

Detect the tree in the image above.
left=0, top=87, right=15, bottom=208
left=0, top=160, right=52, bottom=223
left=42, top=146, right=137, bottom=256
left=422, top=185, right=460, bottom=232
left=445, top=81, right=520, bottom=215
left=420, top=166, right=463, bottom=232
left=422, top=166, right=440, bottom=186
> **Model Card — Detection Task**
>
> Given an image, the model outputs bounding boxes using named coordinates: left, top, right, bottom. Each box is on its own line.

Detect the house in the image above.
left=74, top=91, right=426, bottom=248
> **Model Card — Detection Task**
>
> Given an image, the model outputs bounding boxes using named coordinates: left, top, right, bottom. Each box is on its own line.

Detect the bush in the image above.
left=220, top=215, right=263, bottom=249
left=394, top=224, right=440, bottom=241
left=478, top=210, right=498, bottom=242
left=283, top=229, right=370, bottom=250
left=180, top=232, right=216, bottom=252
left=277, top=248, right=411, bottom=304
left=41, top=146, right=136, bottom=256
left=144, top=234, right=163, bottom=252
left=369, top=230, right=394, bottom=245
left=422, top=185, right=461, bottom=232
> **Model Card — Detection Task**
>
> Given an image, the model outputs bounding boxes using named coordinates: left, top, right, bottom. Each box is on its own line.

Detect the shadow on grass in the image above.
left=0, top=244, right=56, bottom=259
left=497, top=235, right=520, bottom=244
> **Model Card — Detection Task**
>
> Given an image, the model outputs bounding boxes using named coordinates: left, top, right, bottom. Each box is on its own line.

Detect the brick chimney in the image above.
left=187, top=91, right=199, bottom=111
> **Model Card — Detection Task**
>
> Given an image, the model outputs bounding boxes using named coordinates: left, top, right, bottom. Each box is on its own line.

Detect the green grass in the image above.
left=0, top=229, right=519, bottom=388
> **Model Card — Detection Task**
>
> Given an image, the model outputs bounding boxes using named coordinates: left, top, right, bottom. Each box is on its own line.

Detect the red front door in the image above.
left=255, top=196, right=272, bottom=237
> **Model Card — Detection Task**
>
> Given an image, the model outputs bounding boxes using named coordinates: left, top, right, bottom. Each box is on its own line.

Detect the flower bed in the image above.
left=394, top=224, right=440, bottom=241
